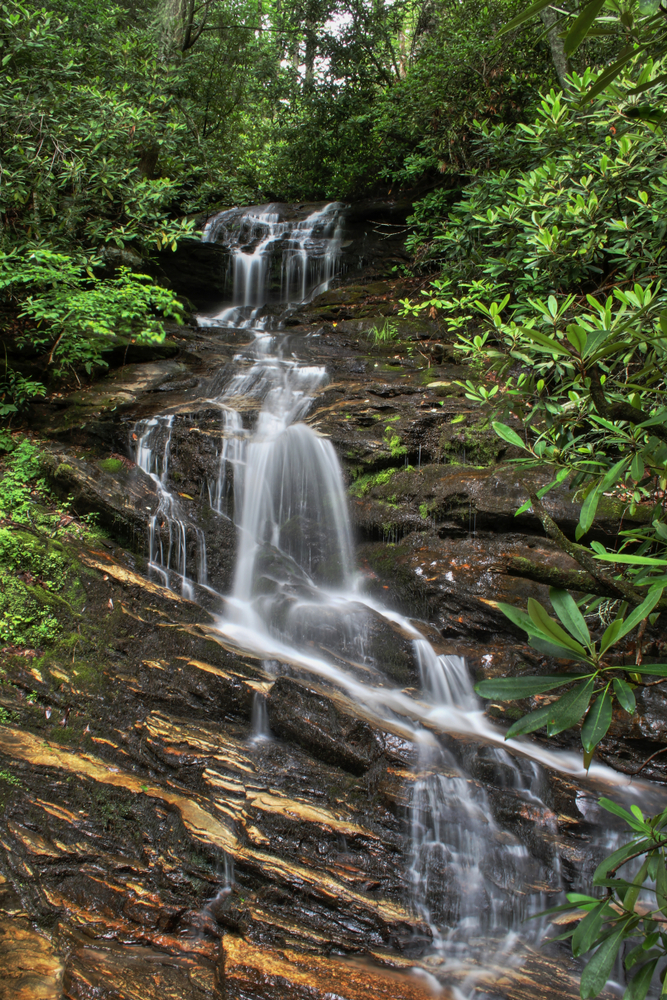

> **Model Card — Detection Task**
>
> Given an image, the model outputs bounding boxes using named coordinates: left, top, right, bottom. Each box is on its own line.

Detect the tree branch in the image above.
left=522, top=483, right=649, bottom=606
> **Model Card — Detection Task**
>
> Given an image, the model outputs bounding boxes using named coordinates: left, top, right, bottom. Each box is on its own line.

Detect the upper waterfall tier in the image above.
left=202, top=202, right=346, bottom=311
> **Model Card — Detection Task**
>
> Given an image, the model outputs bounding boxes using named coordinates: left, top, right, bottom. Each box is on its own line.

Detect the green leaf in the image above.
left=572, top=899, right=612, bottom=957
left=600, top=617, right=624, bottom=655
left=638, top=409, right=667, bottom=429
left=584, top=46, right=638, bottom=102
left=475, top=675, right=579, bottom=699
left=578, top=459, right=629, bottom=540
left=656, top=852, right=667, bottom=915
left=625, top=938, right=660, bottom=970
left=616, top=586, right=664, bottom=641
left=497, top=0, right=559, bottom=35
left=622, top=856, right=650, bottom=914
left=623, top=958, right=659, bottom=1000
left=594, top=553, right=667, bottom=566
left=529, top=636, right=591, bottom=661
left=564, top=0, right=606, bottom=55
left=632, top=664, right=667, bottom=676
left=613, top=678, right=636, bottom=714
left=549, top=588, right=591, bottom=647
left=581, top=689, right=613, bottom=754
left=492, top=421, right=528, bottom=450
left=631, top=453, right=645, bottom=481
left=522, top=328, right=573, bottom=356
left=546, top=678, right=595, bottom=736
left=498, top=602, right=551, bottom=638
left=580, top=923, right=630, bottom=998
left=528, top=598, right=589, bottom=657
left=577, top=486, right=602, bottom=540
left=599, top=458, right=631, bottom=493
left=505, top=704, right=552, bottom=738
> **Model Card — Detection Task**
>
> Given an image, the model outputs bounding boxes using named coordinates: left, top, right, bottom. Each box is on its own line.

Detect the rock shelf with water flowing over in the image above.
left=2, top=200, right=666, bottom=1000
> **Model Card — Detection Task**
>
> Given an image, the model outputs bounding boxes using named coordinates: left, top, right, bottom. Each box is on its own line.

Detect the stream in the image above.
left=124, top=202, right=654, bottom=997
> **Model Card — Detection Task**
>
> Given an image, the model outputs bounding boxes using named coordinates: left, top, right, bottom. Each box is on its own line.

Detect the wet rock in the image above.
left=265, top=595, right=419, bottom=686
left=267, top=676, right=385, bottom=774
left=0, top=922, right=63, bottom=1000
left=351, top=463, right=650, bottom=543
left=157, top=239, right=231, bottom=308
left=41, top=445, right=158, bottom=543
left=221, top=936, right=437, bottom=1000
left=357, top=530, right=587, bottom=639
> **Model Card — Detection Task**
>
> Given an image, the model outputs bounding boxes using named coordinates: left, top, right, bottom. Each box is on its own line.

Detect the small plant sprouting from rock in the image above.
left=369, top=318, right=400, bottom=346
left=475, top=585, right=664, bottom=768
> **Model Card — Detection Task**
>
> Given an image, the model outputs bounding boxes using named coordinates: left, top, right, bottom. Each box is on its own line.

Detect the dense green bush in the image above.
left=406, top=67, right=667, bottom=287
left=403, top=65, right=667, bottom=591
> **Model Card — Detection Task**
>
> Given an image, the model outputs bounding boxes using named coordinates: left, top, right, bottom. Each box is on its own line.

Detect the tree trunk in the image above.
left=539, top=6, right=571, bottom=91
left=304, top=21, right=315, bottom=89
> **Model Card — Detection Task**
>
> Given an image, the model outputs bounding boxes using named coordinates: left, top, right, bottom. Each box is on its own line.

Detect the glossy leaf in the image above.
left=564, top=0, right=606, bottom=55
left=549, top=588, right=591, bottom=647
left=505, top=705, right=552, bottom=739
left=497, top=0, right=556, bottom=35
left=580, top=923, right=630, bottom=998
left=546, top=678, right=595, bottom=736
left=613, top=678, right=636, bottom=714
left=600, top=617, right=624, bottom=655
left=616, top=586, right=664, bottom=641
left=622, top=857, right=650, bottom=914
left=623, top=958, right=659, bottom=1000
left=529, top=636, right=590, bottom=661
left=627, top=664, right=667, bottom=676
left=656, top=852, right=667, bottom=915
left=599, top=799, right=651, bottom=834
left=475, top=675, right=578, bottom=699
left=498, top=602, right=552, bottom=638
left=577, top=486, right=602, bottom=540
left=572, top=899, right=612, bottom=957
left=527, top=598, right=589, bottom=657
left=522, top=328, right=573, bottom=356
left=594, top=839, right=653, bottom=885
left=625, top=937, right=660, bottom=970
left=492, top=421, right=528, bottom=450
left=631, top=453, right=645, bottom=481
left=594, top=553, right=667, bottom=566
left=585, top=46, right=638, bottom=102
left=581, top=689, right=612, bottom=754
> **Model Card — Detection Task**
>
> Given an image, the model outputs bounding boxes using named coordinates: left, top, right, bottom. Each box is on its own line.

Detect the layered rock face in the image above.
left=1, top=204, right=664, bottom=1000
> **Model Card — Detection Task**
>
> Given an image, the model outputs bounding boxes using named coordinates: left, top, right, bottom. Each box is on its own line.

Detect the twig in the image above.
left=636, top=618, right=648, bottom=667
left=628, top=745, right=667, bottom=776
left=522, top=483, right=648, bottom=606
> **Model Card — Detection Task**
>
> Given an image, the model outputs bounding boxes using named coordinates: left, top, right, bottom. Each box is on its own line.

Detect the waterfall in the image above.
left=201, top=202, right=345, bottom=326
left=129, top=201, right=647, bottom=995
left=133, top=415, right=207, bottom=599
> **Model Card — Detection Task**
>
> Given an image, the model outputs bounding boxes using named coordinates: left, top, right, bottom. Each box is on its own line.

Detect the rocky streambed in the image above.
left=1, top=205, right=665, bottom=1000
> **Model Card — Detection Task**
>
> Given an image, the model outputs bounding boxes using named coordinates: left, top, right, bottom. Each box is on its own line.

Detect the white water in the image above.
left=133, top=202, right=650, bottom=994
left=133, top=415, right=207, bottom=598
left=201, top=202, right=345, bottom=327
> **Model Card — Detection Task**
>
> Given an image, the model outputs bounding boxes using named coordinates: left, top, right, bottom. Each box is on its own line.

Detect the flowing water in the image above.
left=132, top=203, right=651, bottom=995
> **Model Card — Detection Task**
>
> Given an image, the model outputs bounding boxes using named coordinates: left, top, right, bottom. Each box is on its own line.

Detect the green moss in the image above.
left=98, top=457, right=124, bottom=474
left=0, top=527, right=86, bottom=648
left=349, top=467, right=400, bottom=497
left=439, top=416, right=505, bottom=467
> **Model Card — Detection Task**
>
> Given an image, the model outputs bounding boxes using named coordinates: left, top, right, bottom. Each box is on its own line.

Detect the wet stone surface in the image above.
left=2, top=245, right=666, bottom=998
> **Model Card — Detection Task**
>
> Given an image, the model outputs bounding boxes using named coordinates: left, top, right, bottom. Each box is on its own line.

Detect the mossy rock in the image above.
left=98, top=458, right=124, bottom=474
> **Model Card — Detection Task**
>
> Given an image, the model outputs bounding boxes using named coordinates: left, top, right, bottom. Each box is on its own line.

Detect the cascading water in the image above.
left=133, top=415, right=207, bottom=598
left=131, top=201, right=652, bottom=995
left=201, top=202, right=345, bottom=328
